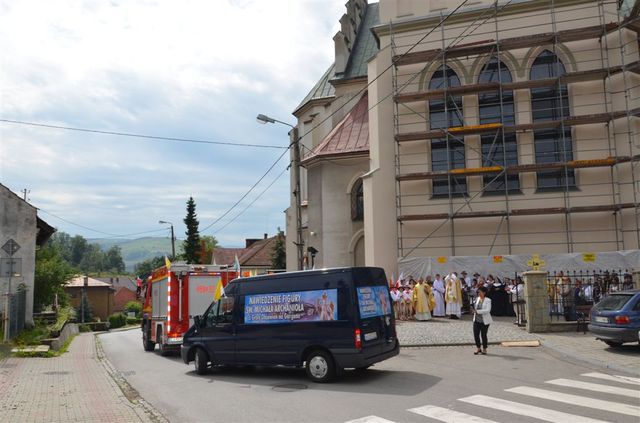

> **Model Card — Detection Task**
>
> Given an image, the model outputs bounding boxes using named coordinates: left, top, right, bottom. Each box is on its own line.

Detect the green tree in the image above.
left=104, top=246, right=125, bottom=273
left=270, top=229, right=286, bottom=270
left=200, top=235, right=218, bottom=264
left=134, top=256, right=165, bottom=279
left=79, top=244, right=104, bottom=273
left=78, top=292, right=94, bottom=323
left=70, top=235, right=89, bottom=267
left=182, top=196, right=201, bottom=264
left=34, top=244, right=76, bottom=312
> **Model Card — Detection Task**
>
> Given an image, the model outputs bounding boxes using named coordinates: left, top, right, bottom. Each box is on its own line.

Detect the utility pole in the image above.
left=291, top=127, right=304, bottom=271
left=21, top=189, right=30, bottom=201
left=170, top=225, right=176, bottom=260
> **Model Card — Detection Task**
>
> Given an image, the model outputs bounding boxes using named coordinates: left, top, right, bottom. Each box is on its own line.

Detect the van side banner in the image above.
left=244, top=289, right=338, bottom=324
left=357, top=286, right=391, bottom=318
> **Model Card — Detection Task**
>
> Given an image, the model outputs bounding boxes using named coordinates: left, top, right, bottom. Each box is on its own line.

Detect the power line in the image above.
left=0, top=118, right=287, bottom=150
left=200, top=147, right=291, bottom=232
left=38, top=208, right=168, bottom=239
left=212, top=167, right=288, bottom=235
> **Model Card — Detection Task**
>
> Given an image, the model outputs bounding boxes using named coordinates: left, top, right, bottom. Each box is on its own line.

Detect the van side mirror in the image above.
left=193, top=315, right=201, bottom=327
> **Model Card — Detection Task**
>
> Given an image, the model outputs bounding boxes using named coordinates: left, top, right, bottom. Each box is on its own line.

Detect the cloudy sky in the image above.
left=0, top=0, right=346, bottom=246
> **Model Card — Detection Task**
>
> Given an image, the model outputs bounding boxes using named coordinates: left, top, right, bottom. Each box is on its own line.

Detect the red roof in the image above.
left=301, top=92, right=369, bottom=165
left=212, top=235, right=283, bottom=268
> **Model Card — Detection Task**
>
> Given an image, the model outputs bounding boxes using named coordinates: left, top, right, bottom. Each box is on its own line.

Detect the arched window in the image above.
left=478, top=57, right=519, bottom=193
left=429, top=65, right=466, bottom=197
left=351, top=178, right=364, bottom=221
left=530, top=50, right=575, bottom=190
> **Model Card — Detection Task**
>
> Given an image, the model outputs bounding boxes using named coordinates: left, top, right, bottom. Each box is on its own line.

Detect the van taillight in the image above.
left=615, top=315, right=630, bottom=325
left=354, top=328, right=362, bottom=349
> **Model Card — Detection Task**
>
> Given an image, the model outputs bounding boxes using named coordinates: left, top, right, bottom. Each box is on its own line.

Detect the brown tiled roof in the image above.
left=212, top=235, right=284, bottom=268
left=301, top=92, right=369, bottom=165
left=212, top=248, right=246, bottom=267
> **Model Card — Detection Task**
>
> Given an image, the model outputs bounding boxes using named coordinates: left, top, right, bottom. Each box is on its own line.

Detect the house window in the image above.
left=429, top=65, right=466, bottom=197
left=478, top=57, right=519, bottom=193
left=351, top=178, right=364, bottom=221
left=530, top=50, right=575, bottom=191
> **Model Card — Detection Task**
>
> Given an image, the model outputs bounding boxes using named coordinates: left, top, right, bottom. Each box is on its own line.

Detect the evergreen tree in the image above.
left=78, top=291, right=94, bottom=323
left=182, top=196, right=201, bottom=264
left=270, top=228, right=286, bottom=270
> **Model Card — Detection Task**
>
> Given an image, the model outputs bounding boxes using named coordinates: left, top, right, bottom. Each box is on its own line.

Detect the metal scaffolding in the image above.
left=390, top=0, right=640, bottom=258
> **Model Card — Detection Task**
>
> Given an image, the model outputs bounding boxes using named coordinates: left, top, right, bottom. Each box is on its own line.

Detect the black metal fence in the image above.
left=546, top=270, right=634, bottom=322
left=2, top=286, right=27, bottom=339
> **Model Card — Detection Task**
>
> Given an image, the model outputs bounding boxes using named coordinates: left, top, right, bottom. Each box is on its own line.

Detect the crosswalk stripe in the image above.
left=408, top=405, right=497, bottom=423
left=459, top=394, right=609, bottom=423
left=344, top=416, right=395, bottom=423
left=582, top=372, right=640, bottom=386
left=547, top=378, right=640, bottom=398
left=506, top=386, right=640, bottom=417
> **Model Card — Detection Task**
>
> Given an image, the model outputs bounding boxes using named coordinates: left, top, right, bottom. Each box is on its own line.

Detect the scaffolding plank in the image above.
left=393, top=24, right=618, bottom=67
left=396, top=109, right=640, bottom=142
left=397, top=203, right=636, bottom=222
left=396, top=157, right=631, bottom=181
left=394, top=63, right=637, bottom=104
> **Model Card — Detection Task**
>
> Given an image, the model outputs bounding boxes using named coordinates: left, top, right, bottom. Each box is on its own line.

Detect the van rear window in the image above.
left=244, top=289, right=338, bottom=324
left=357, top=286, right=391, bottom=318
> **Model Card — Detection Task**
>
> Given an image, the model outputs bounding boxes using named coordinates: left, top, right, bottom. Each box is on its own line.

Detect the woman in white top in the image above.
left=472, top=286, right=493, bottom=355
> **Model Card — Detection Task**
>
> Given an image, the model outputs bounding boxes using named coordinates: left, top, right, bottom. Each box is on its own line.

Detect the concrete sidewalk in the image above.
left=396, top=314, right=640, bottom=376
left=0, top=333, right=164, bottom=422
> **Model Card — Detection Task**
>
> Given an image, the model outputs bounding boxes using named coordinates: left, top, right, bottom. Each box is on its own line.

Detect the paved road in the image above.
left=100, top=329, right=639, bottom=423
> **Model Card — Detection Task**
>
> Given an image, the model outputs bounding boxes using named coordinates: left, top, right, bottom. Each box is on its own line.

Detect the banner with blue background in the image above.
left=357, top=286, right=391, bottom=318
left=244, top=289, right=338, bottom=324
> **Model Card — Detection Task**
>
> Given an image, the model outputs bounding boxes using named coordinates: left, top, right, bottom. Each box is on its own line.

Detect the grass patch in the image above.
left=12, top=324, right=49, bottom=347
left=51, top=306, right=74, bottom=333
left=0, top=342, right=11, bottom=361
left=13, top=334, right=77, bottom=358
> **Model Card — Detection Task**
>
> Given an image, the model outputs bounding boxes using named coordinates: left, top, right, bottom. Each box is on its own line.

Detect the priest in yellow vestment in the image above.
left=412, top=279, right=433, bottom=321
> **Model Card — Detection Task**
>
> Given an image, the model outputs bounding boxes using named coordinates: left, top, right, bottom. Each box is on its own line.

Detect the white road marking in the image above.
left=547, top=378, right=640, bottom=398
left=459, top=394, right=609, bottom=423
left=582, top=372, right=640, bottom=386
left=408, top=405, right=498, bottom=423
left=344, top=416, right=396, bottom=423
left=506, top=386, right=640, bottom=417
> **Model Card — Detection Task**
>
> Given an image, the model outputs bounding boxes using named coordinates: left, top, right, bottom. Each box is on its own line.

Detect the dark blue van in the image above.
left=181, top=267, right=399, bottom=382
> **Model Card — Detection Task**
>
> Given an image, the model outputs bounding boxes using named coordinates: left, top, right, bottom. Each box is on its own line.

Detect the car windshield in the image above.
left=594, top=294, right=633, bottom=311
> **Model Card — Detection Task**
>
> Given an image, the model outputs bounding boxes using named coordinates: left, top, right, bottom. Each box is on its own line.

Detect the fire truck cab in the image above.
left=141, top=263, right=237, bottom=355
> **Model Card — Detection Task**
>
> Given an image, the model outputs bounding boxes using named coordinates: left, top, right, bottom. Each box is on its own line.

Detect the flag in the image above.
left=234, top=254, right=241, bottom=278
left=213, top=279, right=225, bottom=302
left=397, top=272, right=404, bottom=287
left=165, top=256, right=172, bottom=270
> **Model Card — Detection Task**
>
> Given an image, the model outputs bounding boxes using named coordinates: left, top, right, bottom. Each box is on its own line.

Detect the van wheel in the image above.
left=305, top=350, right=335, bottom=383
left=142, top=327, right=155, bottom=352
left=194, top=348, right=209, bottom=375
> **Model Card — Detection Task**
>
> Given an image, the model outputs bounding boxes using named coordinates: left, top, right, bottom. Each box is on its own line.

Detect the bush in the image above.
left=78, top=324, right=91, bottom=332
left=124, top=301, right=143, bottom=316
left=126, top=317, right=141, bottom=325
left=108, top=313, right=127, bottom=329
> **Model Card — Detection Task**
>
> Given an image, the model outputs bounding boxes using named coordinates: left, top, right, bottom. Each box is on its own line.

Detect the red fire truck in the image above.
left=141, top=263, right=237, bottom=354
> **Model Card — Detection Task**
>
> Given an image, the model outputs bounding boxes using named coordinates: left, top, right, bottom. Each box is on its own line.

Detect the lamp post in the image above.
left=257, top=113, right=303, bottom=271
left=158, top=220, right=176, bottom=259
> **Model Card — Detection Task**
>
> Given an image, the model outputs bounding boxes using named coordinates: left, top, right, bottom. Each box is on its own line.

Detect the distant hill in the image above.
left=88, top=237, right=183, bottom=271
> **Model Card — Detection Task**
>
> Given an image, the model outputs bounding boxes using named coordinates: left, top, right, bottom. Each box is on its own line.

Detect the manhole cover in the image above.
left=271, top=383, right=308, bottom=392
left=42, top=371, right=71, bottom=375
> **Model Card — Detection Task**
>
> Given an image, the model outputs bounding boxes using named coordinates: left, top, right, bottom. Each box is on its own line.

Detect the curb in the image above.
left=94, top=334, right=168, bottom=423
left=400, top=339, right=540, bottom=348
left=539, top=339, right=640, bottom=377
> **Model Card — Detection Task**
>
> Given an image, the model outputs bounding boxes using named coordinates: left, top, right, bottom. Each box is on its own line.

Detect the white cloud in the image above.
left=0, top=0, right=347, bottom=246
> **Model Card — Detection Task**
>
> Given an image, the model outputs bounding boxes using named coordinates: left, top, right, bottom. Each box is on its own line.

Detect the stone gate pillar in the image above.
left=522, top=270, right=550, bottom=333
left=633, top=269, right=640, bottom=290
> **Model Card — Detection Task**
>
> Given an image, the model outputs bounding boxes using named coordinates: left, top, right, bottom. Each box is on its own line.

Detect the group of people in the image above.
left=389, top=271, right=525, bottom=322
left=389, top=271, right=497, bottom=355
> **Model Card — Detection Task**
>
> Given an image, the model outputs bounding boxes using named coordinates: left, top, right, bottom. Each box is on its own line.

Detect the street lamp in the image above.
left=257, top=113, right=304, bottom=271
left=158, top=220, right=176, bottom=259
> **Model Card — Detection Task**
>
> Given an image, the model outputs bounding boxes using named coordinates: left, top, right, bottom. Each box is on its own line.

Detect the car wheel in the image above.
left=194, top=348, right=209, bottom=375
left=142, top=327, right=155, bottom=352
left=604, top=341, right=623, bottom=348
left=305, top=350, right=336, bottom=383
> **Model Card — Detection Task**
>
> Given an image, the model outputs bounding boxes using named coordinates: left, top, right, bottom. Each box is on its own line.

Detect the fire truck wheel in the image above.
left=142, top=329, right=155, bottom=352
left=157, top=331, right=170, bottom=356
left=194, top=348, right=209, bottom=375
